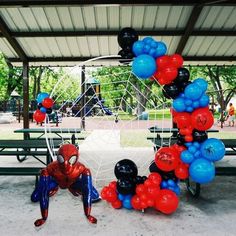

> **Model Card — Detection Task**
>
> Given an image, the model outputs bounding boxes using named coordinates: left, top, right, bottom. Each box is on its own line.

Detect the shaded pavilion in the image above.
left=0, top=0, right=235, bottom=132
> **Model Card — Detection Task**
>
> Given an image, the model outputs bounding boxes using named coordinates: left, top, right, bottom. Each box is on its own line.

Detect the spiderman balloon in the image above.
left=31, top=144, right=100, bottom=227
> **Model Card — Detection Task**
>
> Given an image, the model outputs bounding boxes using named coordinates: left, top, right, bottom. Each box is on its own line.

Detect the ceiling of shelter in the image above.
left=0, top=0, right=235, bottom=66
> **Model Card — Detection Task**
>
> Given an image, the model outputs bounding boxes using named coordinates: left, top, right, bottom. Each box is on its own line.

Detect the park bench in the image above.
left=0, top=139, right=62, bottom=181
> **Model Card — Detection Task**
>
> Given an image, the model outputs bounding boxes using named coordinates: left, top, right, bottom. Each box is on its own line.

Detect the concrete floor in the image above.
left=0, top=129, right=235, bottom=236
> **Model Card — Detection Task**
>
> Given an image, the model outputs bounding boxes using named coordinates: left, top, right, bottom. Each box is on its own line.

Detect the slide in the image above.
left=94, top=97, right=113, bottom=116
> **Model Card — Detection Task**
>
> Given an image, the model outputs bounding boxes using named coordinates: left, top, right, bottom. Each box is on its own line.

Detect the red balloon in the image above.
left=131, top=195, right=142, bottom=210
left=155, top=147, right=179, bottom=171
left=170, top=54, right=184, bottom=68
left=185, top=135, right=193, bottom=142
left=171, top=144, right=186, bottom=155
left=146, top=185, right=160, bottom=200
left=101, top=186, right=109, bottom=200
left=175, top=112, right=191, bottom=129
left=144, top=179, right=154, bottom=188
left=148, top=173, right=162, bottom=186
left=156, top=55, right=170, bottom=70
left=109, top=181, right=117, bottom=190
left=42, top=97, right=54, bottom=108
left=105, top=188, right=117, bottom=203
left=111, top=200, right=122, bottom=209
left=33, top=109, right=46, bottom=123
left=136, top=184, right=146, bottom=196
left=175, top=164, right=189, bottom=179
left=191, top=107, right=214, bottom=131
left=155, top=189, right=179, bottom=214
left=162, top=66, right=178, bottom=83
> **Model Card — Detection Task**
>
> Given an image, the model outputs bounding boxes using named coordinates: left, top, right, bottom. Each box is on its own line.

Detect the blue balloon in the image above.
left=149, top=48, right=156, bottom=57
left=199, top=94, right=210, bottom=107
left=173, top=98, right=186, bottom=112
left=122, top=198, right=133, bottom=209
left=143, top=44, right=151, bottom=53
left=118, top=193, right=125, bottom=201
left=161, top=180, right=168, bottom=188
left=40, top=107, right=47, bottom=113
left=184, top=99, right=192, bottom=106
left=189, top=158, right=215, bottom=184
left=194, top=150, right=201, bottom=158
left=192, top=100, right=200, bottom=109
left=194, top=78, right=208, bottom=92
left=188, top=145, right=197, bottom=154
left=150, top=41, right=158, bottom=48
left=132, top=41, right=145, bottom=56
left=154, top=41, right=167, bottom=58
left=186, top=106, right=194, bottom=113
left=36, top=92, right=49, bottom=103
left=185, top=142, right=192, bottom=147
left=193, top=142, right=200, bottom=148
left=184, top=83, right=203, bottom=101
left=200, top=138, right=225, bottom=162
left=132, top=55, right=156, bottom=79
left=124, top=194, right=132, bottom=200
left=143, top=36, right=154, bottom=45
left=181, top=150, right=194, bottom=164
left=167, top=179, right=176, bottom=187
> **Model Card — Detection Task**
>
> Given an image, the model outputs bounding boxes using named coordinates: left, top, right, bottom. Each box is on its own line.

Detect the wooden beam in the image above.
left=7, top=56, right=236, bottom=63
left=0, top=0, right=236, bottom=7
left=0, top=29, right=235, bottom=38
left=176, top=5, right=204, bottom=54
left=0, top=16, right=28, bottom=62
left=22, top=61, right=29, bottom=138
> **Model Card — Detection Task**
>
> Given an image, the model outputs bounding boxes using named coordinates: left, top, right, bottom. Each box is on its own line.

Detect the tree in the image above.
left=187, top=65, right=236, bottom=128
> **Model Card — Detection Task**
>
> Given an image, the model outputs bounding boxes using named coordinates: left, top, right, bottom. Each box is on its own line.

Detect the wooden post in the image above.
left=23, top=61, right=29, bottom=139
left=81, top=65, right=86, bottom=130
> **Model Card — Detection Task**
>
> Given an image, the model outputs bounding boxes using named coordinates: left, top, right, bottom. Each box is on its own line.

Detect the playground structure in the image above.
left=69, top=77, right=113, bottom=118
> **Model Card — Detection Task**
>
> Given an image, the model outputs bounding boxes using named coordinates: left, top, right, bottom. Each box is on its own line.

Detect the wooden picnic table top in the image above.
left=148, top=127, right=219, bottom=133
left=14, top=128, right=82, bottom=134
left=0, top=139, right=62, bottom=149
left=149, top=137, right=236, bottom=149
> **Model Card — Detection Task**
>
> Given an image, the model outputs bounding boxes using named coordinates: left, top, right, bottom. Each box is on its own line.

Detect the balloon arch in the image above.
left=33, top=27, right=226, bottom=221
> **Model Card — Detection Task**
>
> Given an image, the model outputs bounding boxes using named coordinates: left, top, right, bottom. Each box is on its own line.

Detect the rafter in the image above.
left=7, top=56, right=235, bottom=63
left=0, top=16, right=28, bottom=62
left=176, top=5, right=204, bottom=54
left=0, top=29, right=235, bottom=38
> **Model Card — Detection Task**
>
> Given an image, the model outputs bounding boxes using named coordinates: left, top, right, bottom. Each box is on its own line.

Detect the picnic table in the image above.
left=0, top=139, right=62, bottom=181
left=14, top=128, right=83, bottom=140
left=147, top=127, right=236, bottom=198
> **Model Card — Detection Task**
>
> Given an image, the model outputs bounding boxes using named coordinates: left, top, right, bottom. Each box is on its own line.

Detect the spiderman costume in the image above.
left=31, top=144, right=100, bottom=227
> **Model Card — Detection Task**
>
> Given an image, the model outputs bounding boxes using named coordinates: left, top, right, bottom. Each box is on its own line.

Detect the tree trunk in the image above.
left=132, top=80, right=153, bottom=117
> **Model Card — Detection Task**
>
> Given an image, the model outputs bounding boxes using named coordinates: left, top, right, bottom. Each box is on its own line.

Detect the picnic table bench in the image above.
left=147, top=127, right=236, bottom=198
left=0, top=139, right=62, bottom=180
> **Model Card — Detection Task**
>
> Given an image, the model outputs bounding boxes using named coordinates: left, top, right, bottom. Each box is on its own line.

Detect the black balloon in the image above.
left=163, top=83, right=181, bottom=99
left=193, top=130, right=208, bottom=143
left=37, top=103, right=43, bottom=109
left=134, top=175, right=147, bottom=184
left=118, top=27, right=138, bottom=48
left=180, top=81, right=192, bottom=92
left=177, top=132, right=186, bottom=145
left=117, top=178, right=136, bottom=195
left=149, top=161, right=178, bottom=182
left=174, top=68, right=190, bottom=85
left=46, top=108, right=53, bottom=114
left=114, top=159, right=138, bottom=179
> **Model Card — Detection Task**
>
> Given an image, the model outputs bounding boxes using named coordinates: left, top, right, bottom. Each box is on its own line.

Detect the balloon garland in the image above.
left=33, top=92, right=54, bottom=123
left=101, top=27, right=226, bottom=215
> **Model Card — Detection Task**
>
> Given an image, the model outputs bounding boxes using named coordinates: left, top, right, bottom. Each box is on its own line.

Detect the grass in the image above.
left=120, top=130, right=153, bottom=148
left=120, top=130, right=236, bottom=147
